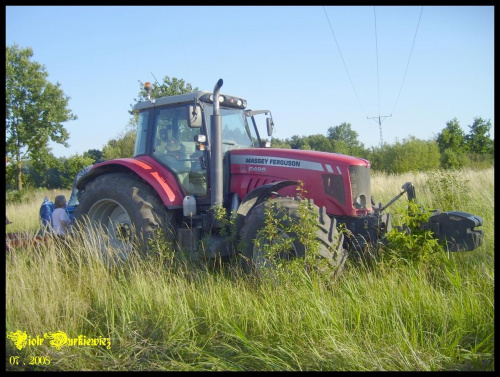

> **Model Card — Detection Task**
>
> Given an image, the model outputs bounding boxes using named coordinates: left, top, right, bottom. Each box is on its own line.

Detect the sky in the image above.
left=5, top=5, right=494, bottom=159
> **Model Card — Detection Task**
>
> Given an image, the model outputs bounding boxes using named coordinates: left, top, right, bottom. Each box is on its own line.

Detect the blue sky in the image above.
left=6, top=5, right=494, bottom=158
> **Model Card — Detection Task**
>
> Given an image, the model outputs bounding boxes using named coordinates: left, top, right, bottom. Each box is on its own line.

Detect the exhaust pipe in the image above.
left=210, top=79, right=224, bottom=207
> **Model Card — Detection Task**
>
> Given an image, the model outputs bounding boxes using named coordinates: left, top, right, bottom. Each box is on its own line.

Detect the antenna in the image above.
left=367, top=114, right=392, bottom=147
left=151, top=72, right=161, bottom=87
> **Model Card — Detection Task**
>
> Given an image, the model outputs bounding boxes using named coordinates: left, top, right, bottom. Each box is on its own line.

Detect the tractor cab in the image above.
left=133, top=86, right=274, bottom=198
left=151, top=105, right=206, bottom=195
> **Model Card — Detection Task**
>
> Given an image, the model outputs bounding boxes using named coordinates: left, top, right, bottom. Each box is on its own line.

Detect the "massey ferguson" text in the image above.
left=245, top=158, right=301, bottom=167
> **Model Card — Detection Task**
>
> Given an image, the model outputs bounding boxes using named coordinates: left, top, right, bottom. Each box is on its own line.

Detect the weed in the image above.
left=252, top=182, right=340, bottom=282
left=147, top=227, right=178, bottom=270
left=382, top=200, right=444, bottom=265
left=426, top=169, right=472, bottom=212
left=254, top=199, right=294, bottom=278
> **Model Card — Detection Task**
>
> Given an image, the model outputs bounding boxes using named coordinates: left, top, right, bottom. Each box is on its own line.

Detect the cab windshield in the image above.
left=204, top=104, right=259, bottom=149
left=349, top=165, right=372, bottom=210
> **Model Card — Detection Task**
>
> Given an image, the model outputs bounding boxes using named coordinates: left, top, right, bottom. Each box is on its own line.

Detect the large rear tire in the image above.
left=74, top=173, right=175, bottom=260
left=239, top=197, right=347, bottom=278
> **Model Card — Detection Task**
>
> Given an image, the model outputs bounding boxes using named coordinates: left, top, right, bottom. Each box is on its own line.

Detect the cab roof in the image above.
left=133, top=91, right=247, bottom=112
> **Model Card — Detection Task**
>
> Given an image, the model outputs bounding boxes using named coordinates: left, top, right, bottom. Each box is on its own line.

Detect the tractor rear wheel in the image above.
left=239, top=197, right=347, bottom=278
left=74, top=173, right=175, bottom=260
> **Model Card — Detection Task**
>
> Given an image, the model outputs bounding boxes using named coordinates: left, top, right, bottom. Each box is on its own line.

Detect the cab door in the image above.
left=152, top=105, right=207, bottom=196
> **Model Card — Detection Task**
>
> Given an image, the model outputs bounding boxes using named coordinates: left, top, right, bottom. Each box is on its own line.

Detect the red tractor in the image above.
left=73, top=79, right=483, bottom=271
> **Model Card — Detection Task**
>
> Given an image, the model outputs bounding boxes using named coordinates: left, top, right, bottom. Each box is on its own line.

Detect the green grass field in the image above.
left=5, top=168, right=494, bottom=371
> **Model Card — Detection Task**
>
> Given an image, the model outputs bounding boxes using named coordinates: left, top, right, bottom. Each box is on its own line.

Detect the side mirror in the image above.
left=188, top=105, right=202, bottom=128
left=266, top=117, right=273, bottom=137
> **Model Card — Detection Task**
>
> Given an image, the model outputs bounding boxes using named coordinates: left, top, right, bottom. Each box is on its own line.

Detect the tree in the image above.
left=102, top=120, right=137, bottom=159
left=270, top=137, right=291, bottom=149
left=61, top=154, right=95, bottom=188
left=371, top=136, right=440, bottom=173
left=327, top=122, right=365, bottom=156
left=465, top=117, right=493, bottom=155
left=328, top=122, right=357, bottom=144
left=102, top=130, right=136, bottom=160
left=304, top=134, right=334, bottom=153
left=6, top=43, right=77, bottom=190
left=440, top=148, right=469, bottom=170
left=436, top=118, right=466, bottom=154
left=19, top=154, right=60, bottom=189
left=83, top=149, right=103, bottom=163
left=289, top=135, right=310, bottom=150
left=391, top=136, right=441, bottom=173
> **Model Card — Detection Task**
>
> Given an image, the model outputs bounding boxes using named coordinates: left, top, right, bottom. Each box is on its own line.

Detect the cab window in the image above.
left=152, top=106, right=207, bottom=196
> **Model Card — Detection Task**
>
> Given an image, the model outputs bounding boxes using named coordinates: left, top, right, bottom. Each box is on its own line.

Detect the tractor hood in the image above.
left=229, top=148, right=372, bottom=217
left=230, top=148, right=370, bottom=169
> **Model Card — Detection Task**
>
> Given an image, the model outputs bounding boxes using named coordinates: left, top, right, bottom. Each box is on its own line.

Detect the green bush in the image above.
left=370, top=137, right=441, bottom=173
left=382, top=200, right=443, bottom=265
left=440, top=148, right=469, bottom=169
left=6, top=187, right=49, bottom=205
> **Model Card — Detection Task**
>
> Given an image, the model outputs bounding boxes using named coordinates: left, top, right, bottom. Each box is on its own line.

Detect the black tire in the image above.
left=239, top=197, right=348, bottom=277
left=74, top=173, right=175, bottom=259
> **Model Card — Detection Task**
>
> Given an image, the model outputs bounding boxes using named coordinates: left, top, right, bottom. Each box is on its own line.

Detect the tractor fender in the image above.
left=76, top=157, right=184, bottom=208
left=235, top=180, right=298, bottom=233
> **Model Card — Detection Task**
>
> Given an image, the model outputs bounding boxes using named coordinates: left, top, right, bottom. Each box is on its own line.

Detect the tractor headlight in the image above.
left=209, top=94, right=224, bottom=103
left=204, top=94, right=246, bottom=109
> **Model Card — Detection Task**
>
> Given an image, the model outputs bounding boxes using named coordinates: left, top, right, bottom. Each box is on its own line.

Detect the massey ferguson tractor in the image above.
left=73, top=79, right=483, bottom=272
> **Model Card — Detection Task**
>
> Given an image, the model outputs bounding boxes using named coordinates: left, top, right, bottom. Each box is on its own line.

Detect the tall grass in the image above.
left=5, top=169, right=494, bottom=371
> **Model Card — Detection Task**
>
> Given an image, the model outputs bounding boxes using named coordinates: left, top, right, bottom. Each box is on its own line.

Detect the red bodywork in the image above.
left=230, top=148, right=371, bottom=217
left=84, top=156, right=185, bottom=207
left=84, top=149, right=370, bottom=217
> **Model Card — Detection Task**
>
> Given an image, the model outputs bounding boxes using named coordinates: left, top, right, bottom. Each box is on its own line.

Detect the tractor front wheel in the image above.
left=239, top=197, right=347, bottom=278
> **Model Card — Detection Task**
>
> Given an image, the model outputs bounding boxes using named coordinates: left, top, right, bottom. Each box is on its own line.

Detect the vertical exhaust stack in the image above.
left=210, top=79, right=224, bottom=207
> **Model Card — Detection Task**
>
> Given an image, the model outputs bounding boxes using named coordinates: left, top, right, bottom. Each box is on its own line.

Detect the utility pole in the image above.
left=367, top=114, right=392, bottom=147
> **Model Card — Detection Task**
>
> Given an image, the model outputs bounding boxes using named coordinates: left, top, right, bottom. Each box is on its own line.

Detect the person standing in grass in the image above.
left=52, top=195, right=71, bottom=238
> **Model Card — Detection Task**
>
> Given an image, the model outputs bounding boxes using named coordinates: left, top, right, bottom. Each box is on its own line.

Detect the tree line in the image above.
left=5, top=43, right=494, bottom=192
left=271, top=117, right=493, bottom=173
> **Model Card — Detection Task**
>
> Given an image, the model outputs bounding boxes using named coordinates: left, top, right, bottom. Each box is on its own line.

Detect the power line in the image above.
left=369, top=6, right=422, bottom=147
left=323, top=6, right=367, bottom=117
left=368, top=6, right=387, bottom=147
left=391, top=6, right=424, bottom=115
left=374, top=6, right=381, bottom=116
left=323, top=6, right=423, bottom=148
